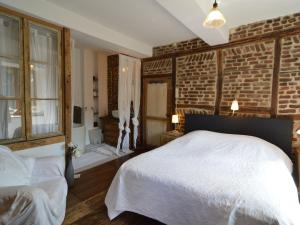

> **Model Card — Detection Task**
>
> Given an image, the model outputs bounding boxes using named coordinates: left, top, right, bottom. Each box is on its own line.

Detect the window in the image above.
left=0, top=13, right=24, bottom=143
left=0, top=11, right=63, bottom=144
left=28, top=23, right=62, bottom=138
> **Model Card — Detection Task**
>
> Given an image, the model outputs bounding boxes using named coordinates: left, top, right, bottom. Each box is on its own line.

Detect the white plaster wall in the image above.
left=72, top=45, right=84, bottom=110
left=83, top=49, right=96, bottom=145
left=71, top=41, right=108, bottom=147
left=97, top=53, right=108, bottom=117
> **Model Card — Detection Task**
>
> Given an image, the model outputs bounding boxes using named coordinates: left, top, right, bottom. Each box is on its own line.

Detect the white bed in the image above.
left=105, top=131, right=300, bottom=225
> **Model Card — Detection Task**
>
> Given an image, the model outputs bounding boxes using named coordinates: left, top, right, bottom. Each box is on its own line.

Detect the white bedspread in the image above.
left=105, top=131, right=300, bottom=225
left=0, top=154, right=67, bottom=225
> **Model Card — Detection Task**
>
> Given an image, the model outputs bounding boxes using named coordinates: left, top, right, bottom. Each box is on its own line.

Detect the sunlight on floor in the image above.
left=73, top=144, right=133, bottom=173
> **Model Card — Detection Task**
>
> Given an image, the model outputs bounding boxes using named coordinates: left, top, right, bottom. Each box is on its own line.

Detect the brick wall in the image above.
left=143, top=58, right=172, bottom=75
left=144, top=12, right=300, bottom=150
left=278, top=33, right=300, bottom=147
left=153, top=38, right=208, bottom=57
left=278, top=34, right=300, bottom=115
left=176, top=51, right=217, bottom=108
left=229, top=13, right=300, bottom=42
left=220, top=40, right=275, bottom=110
left=107, top=54, right=119, bottom=114
left=152, top=13, right=300, bottom=57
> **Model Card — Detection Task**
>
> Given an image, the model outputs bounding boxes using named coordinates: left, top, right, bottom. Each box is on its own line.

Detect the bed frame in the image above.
left=184, top=114, right=293, bottom=160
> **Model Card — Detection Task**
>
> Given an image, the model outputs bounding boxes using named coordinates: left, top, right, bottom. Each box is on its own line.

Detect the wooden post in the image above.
left=63, top=28, right=72, bottom=148
left=270, top=36, right=281, bottom=118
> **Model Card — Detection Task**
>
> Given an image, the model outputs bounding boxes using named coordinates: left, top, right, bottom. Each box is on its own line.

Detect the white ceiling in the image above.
left=1, top=0, right=300, bottom=57
left=46, top=0, right=300, bottom=52
left=47, top=0, right=196, bottom=46
left=218, top=0, right=300, bottom=28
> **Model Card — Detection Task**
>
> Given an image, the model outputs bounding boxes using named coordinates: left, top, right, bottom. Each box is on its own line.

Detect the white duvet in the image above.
left=105, top=131, right=300, bottom=225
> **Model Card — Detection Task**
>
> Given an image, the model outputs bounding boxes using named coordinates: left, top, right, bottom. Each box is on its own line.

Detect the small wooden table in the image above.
left=160, top=130, right=183, bottom=146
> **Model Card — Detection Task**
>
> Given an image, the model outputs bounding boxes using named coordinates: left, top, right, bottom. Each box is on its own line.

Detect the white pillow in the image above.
left=0, top=145, right=31, bottom=187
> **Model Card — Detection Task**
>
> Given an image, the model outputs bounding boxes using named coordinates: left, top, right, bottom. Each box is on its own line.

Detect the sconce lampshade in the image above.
left=172, top=115, right=179, bottom=124
left=297, top=129, right=300, bottom=135
left=231, top=100, right=239, bottom=111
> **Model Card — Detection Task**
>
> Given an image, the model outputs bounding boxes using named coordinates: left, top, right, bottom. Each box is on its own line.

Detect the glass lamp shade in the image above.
left=231, top=100, right=239, bottom=111
left=172, top=114, right=179, bottom=124
left=203, top=6, right=226, bottom=28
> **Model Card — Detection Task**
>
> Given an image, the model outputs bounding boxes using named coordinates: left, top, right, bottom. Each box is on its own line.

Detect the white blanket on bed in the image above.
left=105, top=131, right=300, bottom=225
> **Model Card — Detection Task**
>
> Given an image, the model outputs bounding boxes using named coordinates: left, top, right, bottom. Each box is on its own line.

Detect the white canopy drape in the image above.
left=132, top=60, right=141, bottom=148
left=116, top=55, right=141, bottom=154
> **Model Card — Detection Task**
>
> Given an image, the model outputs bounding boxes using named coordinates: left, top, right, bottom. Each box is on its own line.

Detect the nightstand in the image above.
left=160, top=130, right=183, bottom=145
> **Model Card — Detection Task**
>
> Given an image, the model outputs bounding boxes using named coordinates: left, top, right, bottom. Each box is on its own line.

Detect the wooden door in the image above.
left=143, top=77, right=172, bottom=147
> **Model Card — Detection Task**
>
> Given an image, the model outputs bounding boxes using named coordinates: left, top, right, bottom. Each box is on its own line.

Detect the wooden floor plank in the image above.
left=64, top=150, right=164, bottom=225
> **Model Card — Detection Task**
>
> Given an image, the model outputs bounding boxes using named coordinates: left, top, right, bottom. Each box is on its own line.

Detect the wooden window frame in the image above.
left=0, top=11, right=26, bottom=144
left=0, top=6, right=70, bottom=151
left=25, top=20, right=63, bottom=140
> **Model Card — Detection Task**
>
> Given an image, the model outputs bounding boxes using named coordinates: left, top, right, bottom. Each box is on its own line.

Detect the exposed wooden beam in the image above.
left=215, top=50, right=223, bottom=115
left=63, top=28, right=72, bottom=146
left=270, top=36, right=281, bottom=118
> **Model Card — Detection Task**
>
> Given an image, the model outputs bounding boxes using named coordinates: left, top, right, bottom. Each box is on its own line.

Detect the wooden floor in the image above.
left=63, top=150, right=164, bottom=225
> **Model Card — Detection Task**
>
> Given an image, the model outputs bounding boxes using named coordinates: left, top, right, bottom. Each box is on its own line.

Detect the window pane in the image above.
left=0, top=58, right=20, bottom=97
left=31, top=100, right=59, bottom=135
left=30, top=63, right=59, bottom=98
left=0, top=14, right=20, bottom=58
left=29, top=23, right=61, bottom=137
left=29, top=24, right=59, bottom=99
left=0, top=100, right=22, bottom=140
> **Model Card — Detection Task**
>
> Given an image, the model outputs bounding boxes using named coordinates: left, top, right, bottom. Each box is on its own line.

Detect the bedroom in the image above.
left=0, top=0, right=300, bottom=225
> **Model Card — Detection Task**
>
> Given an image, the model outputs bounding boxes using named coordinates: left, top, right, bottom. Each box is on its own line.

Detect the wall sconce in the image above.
left=231, top=99, right=239, bottom=115
left=172, top=114, right=179, bottom=130
left=296, top=129, right=300, bottom=135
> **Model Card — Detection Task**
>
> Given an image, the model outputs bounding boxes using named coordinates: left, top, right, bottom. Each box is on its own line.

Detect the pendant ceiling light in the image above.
left=203, top=0, right=226, bottom=28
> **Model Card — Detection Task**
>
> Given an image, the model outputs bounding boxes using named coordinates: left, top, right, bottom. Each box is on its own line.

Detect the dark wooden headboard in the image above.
left=184, top=114, right=293, bottom=160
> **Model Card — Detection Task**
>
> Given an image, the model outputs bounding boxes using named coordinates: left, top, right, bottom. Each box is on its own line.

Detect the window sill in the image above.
left=5, top=135, right=65, bottom=151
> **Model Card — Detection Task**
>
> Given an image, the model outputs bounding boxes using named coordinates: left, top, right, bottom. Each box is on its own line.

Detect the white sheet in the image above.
left=105, top=131, right=300, bottom=225
left=0, top=153, right=67, bottom=225
left=0, top=146, right=31, bottom=187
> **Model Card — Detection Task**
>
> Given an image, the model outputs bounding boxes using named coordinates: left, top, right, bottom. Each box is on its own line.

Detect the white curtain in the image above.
left=132, top=61, right=141, bottom=148
left=116, top=55, right=132, bottom=153
left=116, top=55, right=141, bottom=154
left=0, top=16, right=19, bottom=139
left=30, top=27, right=59, bottom=135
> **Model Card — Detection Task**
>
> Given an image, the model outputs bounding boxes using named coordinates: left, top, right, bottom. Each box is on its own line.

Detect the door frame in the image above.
left=142, top=76, right=173, bottom=147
